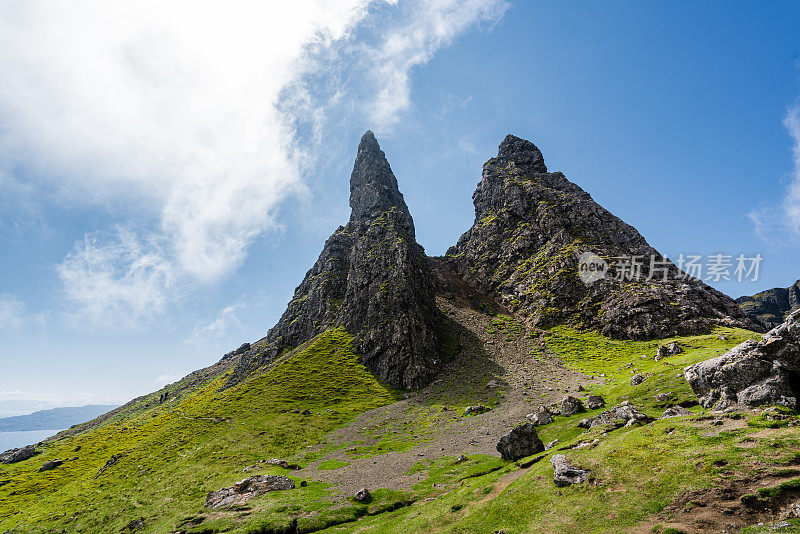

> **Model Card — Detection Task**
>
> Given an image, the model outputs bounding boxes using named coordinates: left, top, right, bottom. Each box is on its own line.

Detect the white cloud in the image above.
left=0, top=294, right=44, bottom=330
left=783, top=105, right=800, bottom=235
left=186, top=303, right=245, bottom=349
left=0, top=295, right=25, bottom=329
left=749, top=105, right=800, bottom=241
left=57, top=226, right=178, bottom=327
left=365, top=0, right=507, bottom=131
left=0, top=0, right=507, bottom=326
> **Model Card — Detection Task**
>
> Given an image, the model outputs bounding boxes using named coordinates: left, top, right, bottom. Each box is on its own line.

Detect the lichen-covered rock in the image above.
left=0, top=444, right=36, bottom=464
left=496, top=423, right=544, bottom=461
left=560, top=395, right=586, bottom=416
left=228, top=131, right=442, bottom=389
left=205, top=475, right=295, bottom=509
left=685, top=309, right=800, bottom=410
left=443, top=134, right=760, bottom=340
left=586, top=395, right=606, bottom=410
left=655, top=342, right=683, bottom=361
left=527, top=406, right=553, bottom=425
left=550, top=454, right=590, bottom=487
left=659, top=406, right=692, bottom=419
left=577, top=401, right=653, bottom=429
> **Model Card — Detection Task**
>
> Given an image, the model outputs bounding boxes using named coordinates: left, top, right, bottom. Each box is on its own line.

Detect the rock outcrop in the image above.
left=205, top=475, right=295, bottom=509
left=496, top=423, right=544, bottom=460
left=229, top=131, right=442, bottom=389
left=442, top=134, right=760, bottom=340
left=550, top=454, right=590, bottom=486
left=560, top=395, right=586, bottom=416
left=577, top=401, right=653, bottom=429
left=0, top=445, right=36, bottom=464
left=737, top=280, right=800, bottom=329
left=685, top=309, right=800, bottom=410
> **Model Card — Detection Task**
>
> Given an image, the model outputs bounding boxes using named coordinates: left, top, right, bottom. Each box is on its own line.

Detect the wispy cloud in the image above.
left=57, top=227, right=178, bottom=327
left=0, top=0, right=507, bottom=327
left=783, top=105, right=800, bottom=235
left=0, top=294, right=44, bottom=330
left=186, top=303, right=246, bottom=350
left=365, top=0, right=507, bottom=131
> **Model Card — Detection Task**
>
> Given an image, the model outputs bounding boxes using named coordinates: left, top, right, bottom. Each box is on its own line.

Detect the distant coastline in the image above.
left=0, top=405, right=117, bottom=433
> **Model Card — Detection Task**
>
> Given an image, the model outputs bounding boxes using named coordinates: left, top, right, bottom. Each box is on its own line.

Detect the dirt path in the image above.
left=295, top=297, right=601, bottom=497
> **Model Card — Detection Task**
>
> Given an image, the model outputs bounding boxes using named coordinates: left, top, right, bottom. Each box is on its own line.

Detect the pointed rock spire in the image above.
left=496, top=134, right=547, bottom=174
left=349, top=131, right=414, bottom=236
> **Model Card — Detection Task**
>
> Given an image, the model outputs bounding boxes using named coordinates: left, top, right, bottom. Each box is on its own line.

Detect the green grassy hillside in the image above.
left=3, top=323, right=799, bottom=534
left=0, top=329, right=399, bottom=533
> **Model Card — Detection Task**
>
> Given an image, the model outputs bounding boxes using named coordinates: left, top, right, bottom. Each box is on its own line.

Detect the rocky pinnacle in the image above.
left=349, top=130, right=415, bottom=237
left=227, top=131, right=441, bottom=390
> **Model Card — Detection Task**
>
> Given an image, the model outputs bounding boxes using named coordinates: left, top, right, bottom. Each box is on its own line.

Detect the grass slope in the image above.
left=4, top=322, right=799, bottom=533
left=0, top=328, right=399, bottom=533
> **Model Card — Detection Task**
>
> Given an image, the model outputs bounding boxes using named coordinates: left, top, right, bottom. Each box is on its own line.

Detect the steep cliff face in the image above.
left=443, top=134, right=759, bottom=339
left=737, top=280, right=800, bottom=329
left=230, top=131, right=441, bottom=389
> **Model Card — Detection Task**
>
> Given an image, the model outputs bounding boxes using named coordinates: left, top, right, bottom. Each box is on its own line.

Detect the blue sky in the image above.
left=1, top=1, right=799, bottom=413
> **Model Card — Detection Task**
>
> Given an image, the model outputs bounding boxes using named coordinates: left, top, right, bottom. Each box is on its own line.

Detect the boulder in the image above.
left=659, top=406, right=691, bottom=419
left=655, top=342, right=684, bottom=361
left=527, top=406, right=553, bottom=425
left=0, top=445, right=36, bottom=464
left=631, top=373, right=646, bottom=386
left=560, top=396, right=586, bottom=416
left=685, top=309, right=800, bottom=410
left=550, top=454, right=590, bottom=487
left=586, top=395, right=605, bottom=410
left=205, top=475, right=295, bottom=509
left=39, top=459, right=63, bottom=472
left=353, top=488, right=371, bottom=502
left=577, top=401, right=653, bottom=429
left=496, top=423, right=544, bottom=461
left=465, top=405, right=489, bottom=416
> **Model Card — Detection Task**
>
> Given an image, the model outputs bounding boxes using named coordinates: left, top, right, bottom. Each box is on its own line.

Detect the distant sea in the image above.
left=0, top=429, right=66, bottom=452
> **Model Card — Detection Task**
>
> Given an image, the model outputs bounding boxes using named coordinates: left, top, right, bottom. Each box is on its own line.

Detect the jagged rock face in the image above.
left=737, top=280, right=800, bottom=329
left=230, top=131, right=441, bottom=389
left=685, top=309, right=800, bottom=410
left=443, top=134, right=759, bottom=340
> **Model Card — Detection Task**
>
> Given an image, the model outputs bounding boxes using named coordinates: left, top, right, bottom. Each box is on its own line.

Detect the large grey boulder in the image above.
left=0, top=445, right=36, bottom=464
left=577, top=401, right=652, bottom=429
left=496, top=423, right=544, bottom=461
left=685, top=309, right=800, bottom=410
left=205, top=475, right=295, bottom=509
left=550, top=454, right=590, bottom=486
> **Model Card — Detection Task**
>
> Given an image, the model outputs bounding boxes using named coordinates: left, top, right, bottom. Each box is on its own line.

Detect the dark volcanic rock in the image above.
left=685, top=309, right=800, bottom=410
left=229, top=131, right=442, bottom=389
left=737, top=280, right=800, bottom=329
left=353, top=488, right=372, bottom=502
left=205, top=475, right=295, bottom=509
left=550, top=454, right=590, bottom=487
left=496, top=422, right=544, bottom=460
left=443, top=134, right=760, bottom=340
left=0, top=445, right=36, bottom=464
left=39, top=459, right=63, bottom=472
